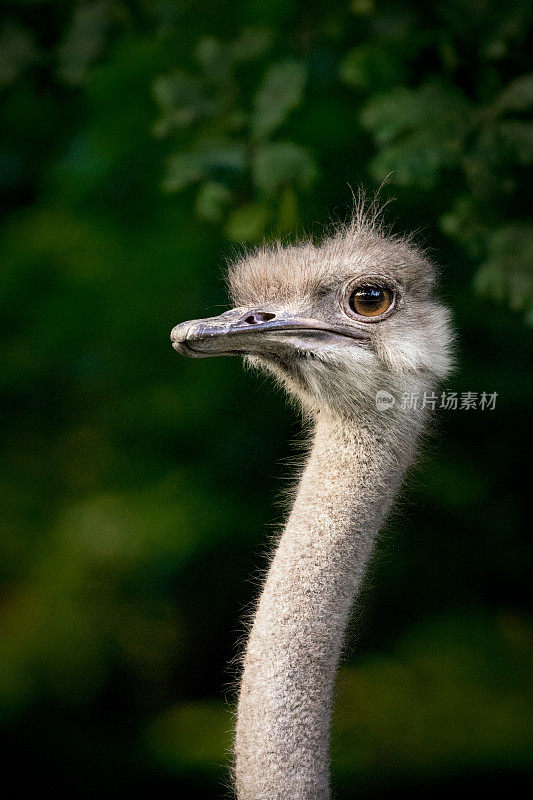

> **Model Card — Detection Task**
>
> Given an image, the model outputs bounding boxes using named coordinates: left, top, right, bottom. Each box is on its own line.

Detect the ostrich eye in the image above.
left=348, top=285, right=394, bottom=318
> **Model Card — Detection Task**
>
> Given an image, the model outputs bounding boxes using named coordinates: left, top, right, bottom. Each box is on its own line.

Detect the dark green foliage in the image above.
left=0, top=1, right=531, bottom=797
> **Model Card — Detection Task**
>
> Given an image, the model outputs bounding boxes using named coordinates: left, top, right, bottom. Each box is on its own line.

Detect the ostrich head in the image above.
left=171, top=214, right=453, bottom=418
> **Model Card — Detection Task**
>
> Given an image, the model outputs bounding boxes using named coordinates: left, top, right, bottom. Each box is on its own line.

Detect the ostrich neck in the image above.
left=234, top=409, right=421, bottom=800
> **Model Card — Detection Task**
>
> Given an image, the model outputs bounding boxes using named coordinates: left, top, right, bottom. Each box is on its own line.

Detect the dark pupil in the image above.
left=356, top=288, right=383, bottom=306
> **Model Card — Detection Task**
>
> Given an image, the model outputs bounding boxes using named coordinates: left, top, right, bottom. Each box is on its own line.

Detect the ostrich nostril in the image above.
left=243, top=311, right=276, bottom=325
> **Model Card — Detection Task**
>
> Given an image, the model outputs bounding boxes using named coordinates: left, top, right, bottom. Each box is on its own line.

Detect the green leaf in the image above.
left=196, top=36, right=232, bottom=87
left=498, top=121, right=533, bottom=163
left=163, top=151, right=207, bottom=192
left=340, top=45, right=406, bottom=91
left=439, top=196, right=490, bottom=259
left=0, top=20, right=37, bottom=88
left=228, top=27, right=272, bottom=62
left=251, top=60, right=307, bottom=140
left=361, top=82, right=470, bottom=146
left=153, top=71, right=205, bottom=112
left=163, top=141, right=247, bottom=192
left=362, top=82, right=470, bottom=187
left=57, top=0, right=113, bottom=86
left=494, top=73, right=533, bottom=114
left=152, top=71, right=215, bottom=135
left=369, top=128, right=462, bottom=189
left=225, top=201, right=271, bottom=241
left=474, top=225, right=533, bottom=317
left=253, top=141, right=316, bottom=195
left=195, top=182, right=232, bottom=223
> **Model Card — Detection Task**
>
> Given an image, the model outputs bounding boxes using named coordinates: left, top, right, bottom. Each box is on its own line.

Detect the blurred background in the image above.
left=1, top=1, right=532, bottom=796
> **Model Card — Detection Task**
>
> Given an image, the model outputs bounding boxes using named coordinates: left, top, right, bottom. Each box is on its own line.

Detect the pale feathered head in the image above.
left=171, top=210, right=453, bottom=417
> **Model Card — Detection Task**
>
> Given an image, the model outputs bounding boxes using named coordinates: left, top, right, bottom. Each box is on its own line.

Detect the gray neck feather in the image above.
left=234, top=408, right=422, bottom=799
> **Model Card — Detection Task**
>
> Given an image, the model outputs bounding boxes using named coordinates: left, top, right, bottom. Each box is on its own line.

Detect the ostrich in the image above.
left=170, top=206, right=453, bottom=800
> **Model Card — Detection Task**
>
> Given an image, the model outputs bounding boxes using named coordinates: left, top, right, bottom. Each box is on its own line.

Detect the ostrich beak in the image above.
left=171, top=307, right=370, bottom=357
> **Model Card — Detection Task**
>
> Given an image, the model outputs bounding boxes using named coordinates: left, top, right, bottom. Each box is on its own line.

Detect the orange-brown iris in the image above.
left=349, top=286, right=394, bottom=318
